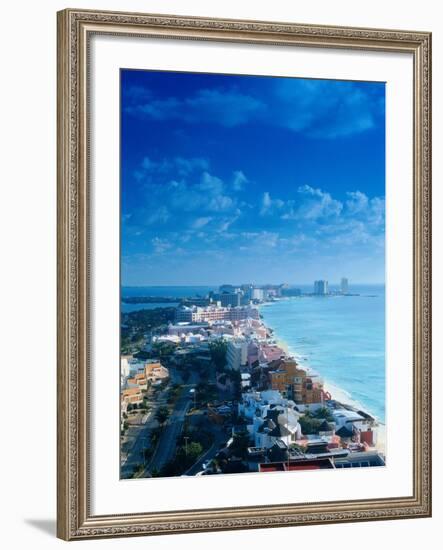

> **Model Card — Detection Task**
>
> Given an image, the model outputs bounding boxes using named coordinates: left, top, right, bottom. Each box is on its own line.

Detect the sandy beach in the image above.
left=270, top=321, right=386, bottom=456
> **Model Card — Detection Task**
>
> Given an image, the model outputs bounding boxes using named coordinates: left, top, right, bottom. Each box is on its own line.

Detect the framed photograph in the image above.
left=57, top=8, right=432, bottom=540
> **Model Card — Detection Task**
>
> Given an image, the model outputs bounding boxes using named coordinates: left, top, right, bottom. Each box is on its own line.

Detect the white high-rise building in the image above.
left=251, top=287, right=264, bottom=301
left=314, top=280, right=328, bottom=295
left=226, top=340, right=248, bottom=370
left=341, top=277, right=349, bottom=295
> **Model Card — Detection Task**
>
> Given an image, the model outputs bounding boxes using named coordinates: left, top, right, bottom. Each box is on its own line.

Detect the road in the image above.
left=120, top=366, right=189, bottom=478
left=120, top=386, right=169, bottom=478
left=147, top=387, right=193, bottom=473
left=184, top=427, right=228, bottom=476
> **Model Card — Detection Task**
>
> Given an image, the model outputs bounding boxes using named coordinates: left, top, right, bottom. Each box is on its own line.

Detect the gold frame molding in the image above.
left=57, top=8, right=432, bottom=541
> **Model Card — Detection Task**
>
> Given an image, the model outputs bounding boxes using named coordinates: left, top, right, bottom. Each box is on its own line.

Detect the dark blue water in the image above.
left=121, top=302, right=180, bottom=313
left=121, top=286, right=216, bottom=313
left=122, top=286, right=216, bottom=298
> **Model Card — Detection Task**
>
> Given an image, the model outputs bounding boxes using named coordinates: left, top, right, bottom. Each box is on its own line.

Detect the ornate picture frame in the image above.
left=57, top=8, right=431, bottom=540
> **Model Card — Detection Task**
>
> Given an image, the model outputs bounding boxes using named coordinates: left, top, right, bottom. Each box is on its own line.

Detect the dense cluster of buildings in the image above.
left=178, top=278, right=352, bottom=310
left=120, top=357, right=169, bottom=424
left=120, top=278, right=383, bottom=476
left=168, top=293, right=382, bottom=471
left=175, top=304, right=260, bottom=323
left=314, top=277, right=350, bottom=296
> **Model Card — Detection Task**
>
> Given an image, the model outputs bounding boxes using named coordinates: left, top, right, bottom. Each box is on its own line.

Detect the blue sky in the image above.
left=121, top=69, right=385, bottom=286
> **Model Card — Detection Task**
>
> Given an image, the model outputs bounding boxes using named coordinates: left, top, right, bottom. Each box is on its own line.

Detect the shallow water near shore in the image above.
left=260, top=285, right=385, bottom=422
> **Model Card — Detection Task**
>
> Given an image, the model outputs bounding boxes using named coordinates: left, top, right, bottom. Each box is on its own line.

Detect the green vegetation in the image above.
left=157, top=420, right=215, bottom=477
left=122, top=296, right=178, bottom=304
left=209, top=339, right=228, bottom=371
left=167, top=384, right=181, bottom=404
left=298, top=408, right=334, bottom=435
left=159, top=441, right=204, bottom=477
left=299, top=410, right=328, bottom=435
left=195, top=382, right=218, bottom=405
left=155, top=406, right=170, bottom=426
left=152, top=341, right=176, bottom=358
left=289, top=443, right=307, bottom=453
left=312, top=407, right=334, bottom=421
left=229, top=430, right=250, bottom=459
left=121, top=307, right=176, bottom=354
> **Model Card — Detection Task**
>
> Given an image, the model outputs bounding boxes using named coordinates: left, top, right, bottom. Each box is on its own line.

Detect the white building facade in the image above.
left=227, top=340, right=248, bottom=370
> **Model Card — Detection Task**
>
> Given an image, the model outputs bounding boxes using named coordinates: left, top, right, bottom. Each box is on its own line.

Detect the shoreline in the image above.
left=260, top=305, right=386, bottom=455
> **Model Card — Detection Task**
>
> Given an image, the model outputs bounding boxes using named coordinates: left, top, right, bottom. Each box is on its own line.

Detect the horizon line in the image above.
left=122, top=282, right=386, bottom=287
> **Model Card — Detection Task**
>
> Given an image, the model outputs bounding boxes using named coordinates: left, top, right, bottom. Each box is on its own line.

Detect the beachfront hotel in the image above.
left=175, top=303, right=260, bottom=324
left=314, top=280, right=329, bottom=295
left=269, top=358, right=325, bottom=404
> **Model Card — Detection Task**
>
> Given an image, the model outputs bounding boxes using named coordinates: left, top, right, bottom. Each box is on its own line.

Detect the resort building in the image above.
left=251, top=287, right=265, bottom=301
left=122, top=387, right=143, bottom=406
left=268, top=359, right=324, bottom=404
left=216, top=292, right=241, bottom=307
left=246, top=341, right=260, bottom=366
left=144, top=361, right=169, bottom=383
left=121, top=355, right=132, bottom=378
left=126, top=372, right=148, bottom=390
left=153, top=334, right=182, bottom=344
left=227, top=340, right=248, bottom=370
left=120, top=355, right=148, bottom=387
left=219, top=284, right=241, bottom=294
left=175, top=304, right=259, bottom=324
left=334, top=450, right=385, bottom=468
left=238, top=390, right=302, bottom=449
left=314, top=280, right=329, bottom=295
left=168, top=322, right=209, bottom=336
left=259, top=343, right=286, bottom=363
left=331, top=408, right=377, bottom=446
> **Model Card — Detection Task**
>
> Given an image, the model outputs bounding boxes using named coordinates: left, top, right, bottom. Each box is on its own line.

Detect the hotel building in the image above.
left=226, top=340, right=249, bottom=370
left=269, top=358, right=324, bottom=404
left=175, top=304, right=259, bottom=324
left=314, top=280, right=329, bottom=295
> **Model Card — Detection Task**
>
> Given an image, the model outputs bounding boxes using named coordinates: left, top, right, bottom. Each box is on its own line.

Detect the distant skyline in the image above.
left=121, top=281, right=385, bottom=288
left=121, top=70, right=385, bottom=286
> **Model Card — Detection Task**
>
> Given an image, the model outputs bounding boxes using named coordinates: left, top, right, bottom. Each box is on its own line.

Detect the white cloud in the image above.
left=151, top=237, right=172, bottom=254
left=192, top=217, right=212, bottom=229
left=260, top=191, right=285, bottom=215
left=296, top=185, right=343, bottom=220
left=145, top=206, right=170, bottom=225
left=232, top=170, right=249, bottom=191
left=368, top=196, right=385, bottom=226
left=134, top=156, right=209, bottom=182
left=346, top=191, right=369, bottom=214
left=126, top=79, right=384, bottom=138
left=126, top=88, right=266, bottom=127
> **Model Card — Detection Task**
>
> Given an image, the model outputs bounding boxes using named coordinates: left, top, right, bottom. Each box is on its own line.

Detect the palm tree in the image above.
left=155, top=406, right=170, bottom=426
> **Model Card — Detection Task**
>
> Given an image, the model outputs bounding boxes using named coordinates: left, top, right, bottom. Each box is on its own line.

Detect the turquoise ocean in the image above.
left=260, top=284, right=385, bottom=422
